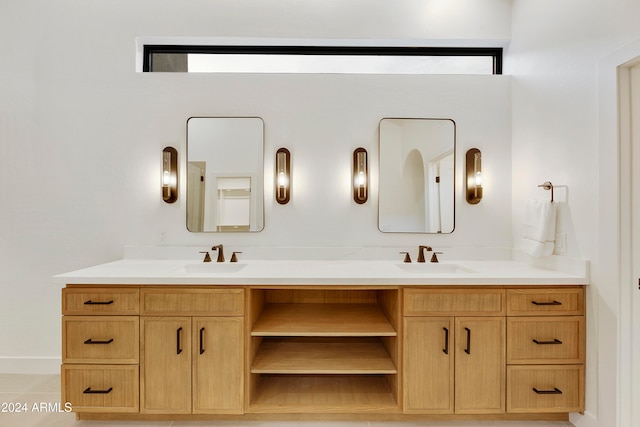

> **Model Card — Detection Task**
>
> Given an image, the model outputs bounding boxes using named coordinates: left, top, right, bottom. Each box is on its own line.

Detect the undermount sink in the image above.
left=183, top=262, right=247, bottom=274
left=395, top=263, right=476, bottom=274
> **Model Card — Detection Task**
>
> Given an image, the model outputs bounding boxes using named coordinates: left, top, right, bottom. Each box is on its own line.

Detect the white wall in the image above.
left=0, top=0, right=512, bottom=372
left=507, top=1, right=640, bottom=426
left=7, top=2, right=637, bottom=426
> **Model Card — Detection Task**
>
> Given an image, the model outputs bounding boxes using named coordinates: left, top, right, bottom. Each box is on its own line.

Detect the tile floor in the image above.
left=0, top=374, right=575, bottom=427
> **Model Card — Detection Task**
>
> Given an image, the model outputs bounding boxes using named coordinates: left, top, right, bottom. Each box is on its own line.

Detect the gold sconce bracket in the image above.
left=465, top=148, right=482, bottom=204
left=275, top=148, right=291, bottom=204
left=162, top=146, right=178, bottom=204
left=353, top=147, right=368, bottom=204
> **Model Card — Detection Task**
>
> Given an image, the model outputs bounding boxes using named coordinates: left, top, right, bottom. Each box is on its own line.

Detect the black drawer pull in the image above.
left=531, top=300, right=562, bottom=306
left=464, top=327, right=471, bottom=355
left=84, top=338, right=114, bottom=345
left=442, top=327, right=449, bottom=355
left=199, top=327, right=205, bottom=355
left=83, top=387, right=113, bottom=394
left=533, top=338, right=563, bottom=345
left=84, top=300, right=114, bottom=305
left=533, top=387, right=563, bottom=395
left=177, top=327, right=183, bottom=355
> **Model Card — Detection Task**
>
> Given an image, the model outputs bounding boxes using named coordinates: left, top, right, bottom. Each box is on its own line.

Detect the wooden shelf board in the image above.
left=250, top=375, right=398, bottom=413
left=251, top=338, right=397, bottom=374
left=251, top=304, right=397, bottom=337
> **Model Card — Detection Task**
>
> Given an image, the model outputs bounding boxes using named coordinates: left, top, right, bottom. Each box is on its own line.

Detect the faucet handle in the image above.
left=430, top=252, right=443, bottom=263
left=230, top=252, right=243, bottom=263
left=199, top=251, right=212, bottom=263
left=399, top=252, right=412, bottom=263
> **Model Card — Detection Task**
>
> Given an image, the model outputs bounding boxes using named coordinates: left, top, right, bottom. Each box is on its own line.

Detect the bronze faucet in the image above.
left=211, top=244, right=225, bottom=262
left=417, top=246, right=433, bottom=263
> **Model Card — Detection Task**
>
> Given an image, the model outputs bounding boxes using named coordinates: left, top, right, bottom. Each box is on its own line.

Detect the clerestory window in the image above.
left=143, top=45, right=502, bottom=75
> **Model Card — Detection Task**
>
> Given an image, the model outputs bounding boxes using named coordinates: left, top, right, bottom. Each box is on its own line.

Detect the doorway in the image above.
left=629, top=64, right=640, bottom=427
left=618, top=58, right=640, bottom=427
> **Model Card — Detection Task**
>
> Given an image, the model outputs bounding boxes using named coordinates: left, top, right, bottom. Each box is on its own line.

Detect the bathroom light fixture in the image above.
left=275, top=148, right=290, bottom=204
left=162, top=146, right=178, bottom=203
left=353, top=147, right=368, bottom=204
left=465, top=148, right=482, bottom=204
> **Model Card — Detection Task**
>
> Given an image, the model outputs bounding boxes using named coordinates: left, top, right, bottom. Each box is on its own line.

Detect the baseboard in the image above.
left=0, top=357, right=61, bottom=374
left=570, top=411, right=598, bottom=427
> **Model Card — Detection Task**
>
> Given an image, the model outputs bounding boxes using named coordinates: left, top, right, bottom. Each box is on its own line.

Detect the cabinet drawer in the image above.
left=62, top=316, right=139, bottom=364
left=61, top=364, right=139, bottom=413
left=141, top=288, right=244, bottom=316
left=507, top=288, right=584, bottom=316
left=404, top=289, right=505, bottom=316
left=63, top=288, right=139, bottom=315
left=507, top=365, right=584, bottom=413
left=507, top=317, right=584, bottom=364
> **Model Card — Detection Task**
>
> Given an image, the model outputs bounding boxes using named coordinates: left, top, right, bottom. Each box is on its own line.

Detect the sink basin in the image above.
left=183, top=262, right=247, bottom=274
left=395, top=263, right=476, bottom=274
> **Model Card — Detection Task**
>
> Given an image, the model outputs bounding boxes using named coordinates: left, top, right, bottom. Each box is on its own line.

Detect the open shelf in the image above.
left=248, top=289, right=401, bottom=414
left=252, top=337, right=397, bottom=374
left=249, top=374, right=399, bottom=413
left=251, top=303, right=397, bottom=337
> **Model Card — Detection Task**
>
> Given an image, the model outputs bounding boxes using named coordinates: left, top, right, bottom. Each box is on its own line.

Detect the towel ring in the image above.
left=538, top=181, right=554, bottom=202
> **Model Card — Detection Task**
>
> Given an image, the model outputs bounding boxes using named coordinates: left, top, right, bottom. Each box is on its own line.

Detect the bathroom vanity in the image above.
left=57, top=257, right=586, bottom=422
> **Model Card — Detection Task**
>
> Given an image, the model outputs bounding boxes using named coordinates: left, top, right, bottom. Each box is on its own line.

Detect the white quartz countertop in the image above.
left=54, top=258, right=588, bottom=286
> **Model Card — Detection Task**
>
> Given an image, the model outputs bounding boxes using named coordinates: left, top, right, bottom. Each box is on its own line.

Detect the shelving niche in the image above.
left=247, top=287, right=400, bottom=413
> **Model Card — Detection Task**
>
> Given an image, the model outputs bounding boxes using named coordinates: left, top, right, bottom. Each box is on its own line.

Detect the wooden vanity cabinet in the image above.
left=61, top=283, right=584, bottom=421
left=140, top=288, right=245, bottom=414
left=403, top=289, right=506, bottom=414
left=506, top=287, right=585, bottom=413
left=61, top=287, right=140, bottom=413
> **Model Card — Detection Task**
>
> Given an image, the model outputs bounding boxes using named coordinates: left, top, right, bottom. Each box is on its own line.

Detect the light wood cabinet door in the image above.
left=507, top=317, right=584, bottom=364
left=507, top=365, right=584, bottom=413
left=61, top=364, right=139, bottom=413
left=403, top=317, right=454, bottom=413
left=141, top=317, right=192, bottom=414
left=455, top=317, right=505, bottom=414
left=62, top=316, right=139, bottom=364
left=192, top=317, right=244, bottom=414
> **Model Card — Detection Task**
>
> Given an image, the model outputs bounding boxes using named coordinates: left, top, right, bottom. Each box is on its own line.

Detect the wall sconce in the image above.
left=353, top=147, right=368, bottom=204
left=466, top=148, right=482, bottom=204
left=275, top=148, right=290, bottom=204
left=162, top=146, right=178, bottom=203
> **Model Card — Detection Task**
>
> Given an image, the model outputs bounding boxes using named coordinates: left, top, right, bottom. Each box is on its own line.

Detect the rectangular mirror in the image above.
left=186, top=117, right=264, bottom=232
left=379, top=118, right=455, bottom=233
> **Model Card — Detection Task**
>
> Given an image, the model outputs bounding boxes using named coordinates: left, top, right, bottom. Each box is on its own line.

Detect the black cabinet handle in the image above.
left=83, top=387, right=113, bottom=394
left=199, top=327, right=205, bottom=355
left=533, top=338, right=563, bottom=345
left=84, top=338, right=114, bottom=345
left=176, top=327, right=183, bottom=355
left=533, top=387, right=563, bottom=395
left=443, top=327, right=449, bottom=355
left=531, top=300, right=562, bottom=306
left=84, top=300, right=114, bottom=305
left=464, top=327, right=471, bottom=354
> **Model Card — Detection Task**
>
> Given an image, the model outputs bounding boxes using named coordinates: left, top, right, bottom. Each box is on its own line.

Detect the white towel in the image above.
left=520, top=199, right=557, bottom=258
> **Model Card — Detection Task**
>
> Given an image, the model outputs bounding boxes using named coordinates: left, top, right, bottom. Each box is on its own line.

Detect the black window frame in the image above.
left=143, top=45, right=503, bottom=75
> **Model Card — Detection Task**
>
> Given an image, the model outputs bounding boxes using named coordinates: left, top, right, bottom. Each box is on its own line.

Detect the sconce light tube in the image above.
left=465, top=148, right=482, bottom=204
left=353, top=147, right=368, bottom=204
left=275, top=148, right=290, bottom=204
left=162, top=146, right=178, bottom=203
